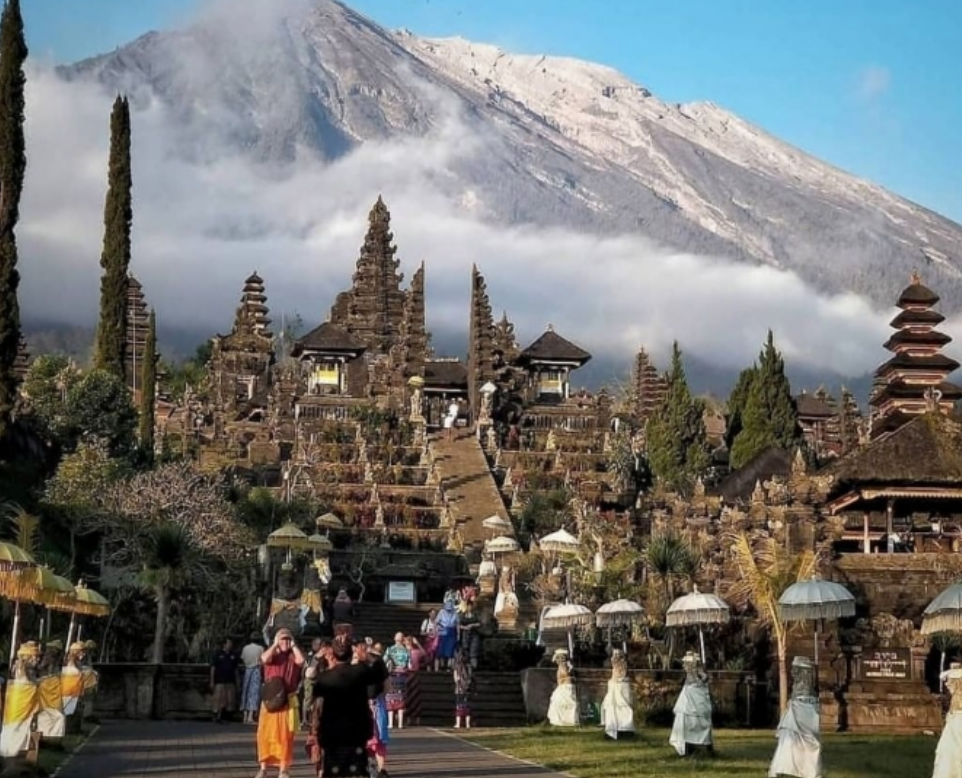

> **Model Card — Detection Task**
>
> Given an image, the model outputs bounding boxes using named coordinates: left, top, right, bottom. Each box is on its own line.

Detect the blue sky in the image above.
left=25, top=0, right=962, bottom=223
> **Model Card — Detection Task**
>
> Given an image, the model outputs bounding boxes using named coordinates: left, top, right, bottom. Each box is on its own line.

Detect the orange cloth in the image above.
left=256, top=694, right=297, bottom=767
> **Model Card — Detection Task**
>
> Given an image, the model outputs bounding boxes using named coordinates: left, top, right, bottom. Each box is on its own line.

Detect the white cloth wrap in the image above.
left=601, top=678, right=634, bottom=739
left=547, top=683, right=579, bottom=727
left=768, top=696, right=822, bottom=778
left=933, top=710, right=962, bottom=778
left=669, top=683, right=713, bottom=755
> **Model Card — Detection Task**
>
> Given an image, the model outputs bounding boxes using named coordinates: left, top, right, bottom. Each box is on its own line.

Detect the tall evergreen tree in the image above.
left=0, top=0, right=28, bottom=438
left=94, top=95, right=133, bottom=377
left=646, top=342, right=710, bottom=493
left=730, top=331, right=799, bottom=468
left=139, top=309, right=156, bottom=458
left=725, top=365, right=758, bottom=450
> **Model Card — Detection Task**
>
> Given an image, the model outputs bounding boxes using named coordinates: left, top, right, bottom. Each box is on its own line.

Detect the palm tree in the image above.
left=140, top=522, right=196, bottom=665
left=642, top=530, right=701, bottom=666
left=725, top=529, right=817, bottom=713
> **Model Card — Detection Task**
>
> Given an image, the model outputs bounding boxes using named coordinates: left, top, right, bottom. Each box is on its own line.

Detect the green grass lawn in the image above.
left=461, top=726, right=937, bottom=778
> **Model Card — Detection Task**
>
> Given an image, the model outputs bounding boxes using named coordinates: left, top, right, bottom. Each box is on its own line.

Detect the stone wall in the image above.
left=93, top=664, right=213, bottom=720
left=520, top=668, right=773, bottom=728
left=834, top=553, right=962, bottom=620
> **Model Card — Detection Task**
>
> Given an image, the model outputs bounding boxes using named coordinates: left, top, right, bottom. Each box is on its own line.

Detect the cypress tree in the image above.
left=94, top=95, right=133, bottom=377
left=139, top=309, right=156, bottom=458
left=646, top=342, right=710, bottom=493
left=0, top=0, right=28, bottom=437
left=730, top=331, right=799, bottom=468
left=725, top=365, right=758, bottom=450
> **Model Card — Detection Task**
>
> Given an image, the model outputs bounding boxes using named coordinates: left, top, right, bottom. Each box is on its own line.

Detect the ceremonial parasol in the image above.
left=541, top=602, right=594, bottom=656
left=268, top=522, right=313, bottom=564
left=921, top=581, right=962, bottom=636
left=482, top=515, right=512, bottom=532
left=315, top=513, right=343, bottom=531
left=307, top=533, right=334, bottom=554
left=596, top=599, right=645, bottom=654
left=66, top=580, right=110, bottom=648
left=778, top=576, right=855, bottom=667
left=485, top=536, right=520, bottom=555
left=539, top=528, right=580, bottom=554
left=25, top=567, right=76, bottom=642
left=666, top=585, right=730, bottom=664
left=0, top=541, right=37, bottom=666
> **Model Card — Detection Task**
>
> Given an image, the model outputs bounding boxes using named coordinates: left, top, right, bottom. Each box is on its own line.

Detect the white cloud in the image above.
left=856, top=65, right=891, bottom=101
left=16, top=61, right=934, bottom=383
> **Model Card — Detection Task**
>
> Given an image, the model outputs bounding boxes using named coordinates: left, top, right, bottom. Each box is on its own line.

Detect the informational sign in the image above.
left=860, top=648, right=911, bottom=680
left=386, top=581, right=416, bottom=603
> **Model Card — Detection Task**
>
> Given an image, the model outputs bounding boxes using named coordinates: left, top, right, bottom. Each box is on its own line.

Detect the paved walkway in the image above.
left=57, top=721, right=565, bottom=778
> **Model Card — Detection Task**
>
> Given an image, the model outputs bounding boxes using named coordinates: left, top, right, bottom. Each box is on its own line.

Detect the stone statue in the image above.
left=769, top=657, right=822, bottom=778
left=934, top=662, right=962, bottom=778
left=547, top=649, right=578, bottom=726
left=0, top=642, right=41, bottom=757
left=494, top=565, right=519, bottom=630
left=36, top=640, right=66, bottom=739
left=670, top=651, right=713, bottom=756
left=409, top=384, right=424, bottom=422
left=601, top=648, right=634, bottom=739
left=477, top=554, right=497, bottom=595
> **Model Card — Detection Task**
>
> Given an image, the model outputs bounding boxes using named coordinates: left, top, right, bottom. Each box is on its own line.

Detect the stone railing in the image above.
left=92, top=664, right=212, bottom=720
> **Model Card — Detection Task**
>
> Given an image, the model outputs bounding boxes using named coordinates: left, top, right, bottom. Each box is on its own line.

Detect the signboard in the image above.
left=860, top=648, right=911, bottom=680
left=386, top=581, right=416, bottom=604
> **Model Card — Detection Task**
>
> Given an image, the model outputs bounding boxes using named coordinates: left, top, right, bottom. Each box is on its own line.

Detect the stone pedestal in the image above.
left=478, top=573, right=496, bottom=597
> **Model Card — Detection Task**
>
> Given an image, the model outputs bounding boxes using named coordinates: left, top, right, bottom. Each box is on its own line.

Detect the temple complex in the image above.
left=795, top=386, right=861, bottom=461
left=869, top=271, right=962, bottom=435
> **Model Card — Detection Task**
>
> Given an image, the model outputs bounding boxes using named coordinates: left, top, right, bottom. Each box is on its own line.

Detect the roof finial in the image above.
left=547, top=323, right=554, bottom=332
left=910, top=268, right=921, bottom=285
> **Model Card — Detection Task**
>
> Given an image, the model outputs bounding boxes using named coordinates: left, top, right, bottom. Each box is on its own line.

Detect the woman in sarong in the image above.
left=434, top=599, right=460, bottom=671
left=419, top=608, right=438, bottom=668
left=384, top=632, right=411, bottom=729
left=255, top=628, right=305, bottom=778
left=241, top=633, right=265, bottom=724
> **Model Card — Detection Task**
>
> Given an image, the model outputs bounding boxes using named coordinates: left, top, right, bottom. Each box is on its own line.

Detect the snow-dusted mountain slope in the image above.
left=59, top=0, right=962, bottom=309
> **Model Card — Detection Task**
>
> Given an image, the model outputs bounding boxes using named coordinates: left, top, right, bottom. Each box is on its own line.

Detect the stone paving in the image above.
left=56, top=721, right=566, bottom=778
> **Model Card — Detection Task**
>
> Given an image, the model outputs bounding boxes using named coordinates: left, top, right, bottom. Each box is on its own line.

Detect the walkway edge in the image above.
left=51, top=724, right=100, bottom=778
left=431, top=727, right=578, bottom=778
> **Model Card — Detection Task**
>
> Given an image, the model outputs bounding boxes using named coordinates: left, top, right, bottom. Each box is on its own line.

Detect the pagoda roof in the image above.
left=795, top=391, right=835, bottom=419
left=245, top=271, right=264, bottom=285
left=883, top=329, right=951, bottom=350
left=518, top=328, right=592, bottom=366
left=897, top=278, right=940, bottom=308
left=890, top=308, right=945, bottom=328
left=293, top=322, right=366, bottom=356
left=871, top=379, right=962, bottom=402
left=424, top=360, right=468, bottom=388
left=876, top=352, right=960, bottom=376
left=711, top=446, right=794, bottom=503
left=821, top=412, right=962, bottom=489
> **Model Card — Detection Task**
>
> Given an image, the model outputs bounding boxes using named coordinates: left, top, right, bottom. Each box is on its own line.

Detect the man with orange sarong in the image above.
left=255, top=628, right=304, bottom=778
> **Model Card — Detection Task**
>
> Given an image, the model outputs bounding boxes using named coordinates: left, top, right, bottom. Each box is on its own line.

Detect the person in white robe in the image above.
left=769, top=655, right=822, bottom=778
left=933, top=662, right=962, bottom=778
left=601, top=648, right=634, bottom=739
left=547, top=649, right=579, bottom=726
left=670, top=650, right=713, bottom=756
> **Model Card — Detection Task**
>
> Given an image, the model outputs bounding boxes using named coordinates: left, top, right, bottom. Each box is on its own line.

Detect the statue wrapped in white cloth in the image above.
left=670, top=650, right=713, bottom=756
left=933, top=662, right=962, bottom=778
left=601, top=648, right=634, bottom=739
left=547, top=649, right=579, bottom=726
left=769, top=656, right=822, bottom=778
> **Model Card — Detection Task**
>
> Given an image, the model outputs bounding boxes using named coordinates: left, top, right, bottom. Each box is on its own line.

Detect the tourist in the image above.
left=419, top=609, right=438, bottom=669
left=434, top=599, right=460, bottom=671
left=311, top=635, right=388, bottom=778
left=458, top=599, right=482, bottom=669
left=255, top=628, right=305, bottom=778
left=241, top=633, right=265, bottom=725
left=444, top=399, right=459, bottom=440
left=364, top=642, right=391, bottom=778
left=384, top=632, right=411, bottom=729
left=452, top=645, right=473, bottom=729
left=210, top=638, right=239, bottom=723
left=405, top=636, right=427, bottom=672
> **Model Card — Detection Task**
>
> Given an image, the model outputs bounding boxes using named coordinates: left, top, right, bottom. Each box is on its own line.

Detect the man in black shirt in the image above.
left=210, top=638, right=239, bottom=723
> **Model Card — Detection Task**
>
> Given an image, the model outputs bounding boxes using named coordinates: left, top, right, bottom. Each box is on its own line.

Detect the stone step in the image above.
left=411, top=671, right=528, bottom=727
left=346, top=602, right=440, bottom=646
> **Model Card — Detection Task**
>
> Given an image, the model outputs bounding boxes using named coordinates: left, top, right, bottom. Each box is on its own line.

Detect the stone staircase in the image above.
left=413, top=671, right=528, bottom=727
left=346, top=601, right=441, bottom=646
left=432, top=431, right=510, bottom=547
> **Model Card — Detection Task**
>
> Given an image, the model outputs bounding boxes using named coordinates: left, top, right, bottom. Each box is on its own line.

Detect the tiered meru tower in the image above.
left=124, top=275, right=151, bottom=396
left=870, top=272, right=962, bottom=435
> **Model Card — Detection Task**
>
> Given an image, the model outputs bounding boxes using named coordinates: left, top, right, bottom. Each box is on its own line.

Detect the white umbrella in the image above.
left=482, top=515, right=512, bottom=532
left=922, top=582, right=962, bottom=635
left=315, top=513, right=343, bottom=531
left=666, top=586, right=730, bottom=664
left=596, top=599, right=645, bottom=628
left=485, top=536, right=520, bottom=555
left=779, top=576, right=855, bottom=668
left=540, top=528, right=580, bottom=553
left=541, top=602, right=594, bottom=656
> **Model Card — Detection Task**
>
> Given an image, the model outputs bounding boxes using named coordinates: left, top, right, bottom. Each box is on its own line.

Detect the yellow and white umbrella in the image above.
left=66, top=581, right=110, bottom=648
